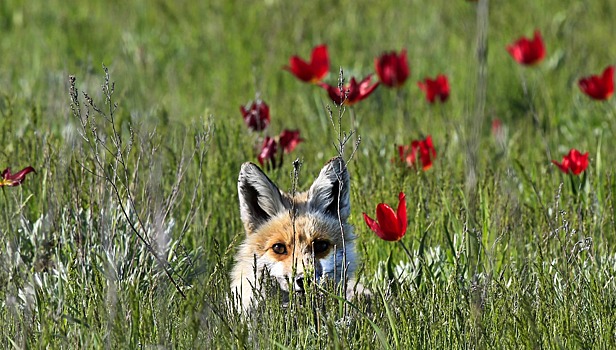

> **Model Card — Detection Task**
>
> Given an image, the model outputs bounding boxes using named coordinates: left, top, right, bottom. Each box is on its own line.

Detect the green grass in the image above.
left=1, top=0, right=616, bottom=348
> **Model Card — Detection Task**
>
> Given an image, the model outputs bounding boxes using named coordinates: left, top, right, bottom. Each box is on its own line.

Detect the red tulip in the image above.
left=506, top=30, right=546, bottom=66
left=417, top=75, right=450, bottom=103
left=319, top=75, right=379, bottom=106
left=363, top=192, right=407, bottom=241
left=257, top=136, right=278, bottom=168
left=241, top=100, right=270, bottom=131
left=0, top=166, right=35, bottom=187
left=398, top=136, right=436, bottom=171
left=552, top=149, right=589, bottom=175
left=375, top=50, right=410, bottom=88
left=278, top=129, right=303, bottom=154
left=578, top=66, right=614, bottom=101
left=284, top=44, right=330, bottom=83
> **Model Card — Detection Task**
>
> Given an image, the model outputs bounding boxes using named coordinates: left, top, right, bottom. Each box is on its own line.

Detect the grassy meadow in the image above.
left=1, top=0, right=616, bottom=348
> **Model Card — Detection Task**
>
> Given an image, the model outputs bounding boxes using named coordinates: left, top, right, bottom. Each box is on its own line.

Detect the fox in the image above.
left=231, top=157, right=360, bottom=312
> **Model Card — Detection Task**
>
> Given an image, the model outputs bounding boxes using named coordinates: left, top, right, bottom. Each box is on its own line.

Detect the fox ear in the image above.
left=238, top=163, right=287, bottom=234
left=307, top=157, right=351, bottom=221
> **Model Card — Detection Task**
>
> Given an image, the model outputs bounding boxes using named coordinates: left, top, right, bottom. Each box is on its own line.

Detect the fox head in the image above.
left=231, top=157, right=356, bottom=312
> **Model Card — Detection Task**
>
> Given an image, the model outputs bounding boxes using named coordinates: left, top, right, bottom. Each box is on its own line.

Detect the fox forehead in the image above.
left=245, top=212, right=348, bottom=254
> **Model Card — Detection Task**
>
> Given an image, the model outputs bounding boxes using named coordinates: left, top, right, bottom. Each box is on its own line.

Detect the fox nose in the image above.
left=294, top=275, right=305, bottom=292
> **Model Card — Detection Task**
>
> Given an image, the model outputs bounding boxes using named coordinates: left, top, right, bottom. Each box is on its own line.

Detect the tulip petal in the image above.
left=319, top=82, right=344, bottom=105
left=285, top=56, right=314, bottom=82
left=278, top=129, right=303, bottom=154
left=357, top=76, right=379, bottom=101
left=257, top=137, right=278, bottom=168
left=363, top=212, right=386, bottom=240
left=10, top=166, right=35, bottom=182
left=376, top=203, right=401, bottom=241
left=1, top=166, right=35, bottom=187
left=310, top=45, right=329, bottom=82
left=397, top=192, right=407, bottom=237
left=1, top=167, right=11, bottom=179
left=552, top=160, right=568, bottom=174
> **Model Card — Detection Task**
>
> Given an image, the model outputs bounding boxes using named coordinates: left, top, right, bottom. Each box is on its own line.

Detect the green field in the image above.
left=1, top=0, right=616, bottom=348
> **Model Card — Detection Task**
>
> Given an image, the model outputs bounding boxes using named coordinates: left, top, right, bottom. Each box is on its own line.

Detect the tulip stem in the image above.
left=518, top=69, right=539, bottom=128
left=602, top=101, right=616, bottom=139
left=518, top=69, right=552, bottom=161
left=350, top=108, right=358, bottom=144
left=397, top=239, right=414, bottom=265
left=397, top=88, right=416, bottom=134
left=2, top=188, right=8, bottom=227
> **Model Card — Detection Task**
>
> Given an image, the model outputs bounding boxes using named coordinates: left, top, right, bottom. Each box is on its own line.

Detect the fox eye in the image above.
left=272, top=243, right=287, bottom=255
left=312, top=240, right=330, bottom=254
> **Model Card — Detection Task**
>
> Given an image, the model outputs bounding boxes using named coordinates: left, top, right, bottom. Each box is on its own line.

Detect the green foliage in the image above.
left=1, top=0, right=616, bottom=348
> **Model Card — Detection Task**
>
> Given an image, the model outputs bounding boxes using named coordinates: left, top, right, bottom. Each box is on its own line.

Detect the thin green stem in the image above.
left=398, top=239, right=414, bottom=265
left=2, top=188, right=8, bottom=229
left=518, top=68, right=552, bottom=160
